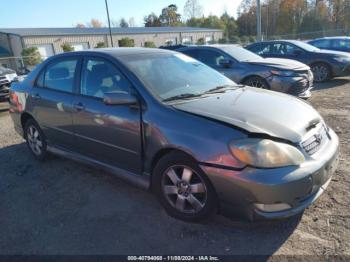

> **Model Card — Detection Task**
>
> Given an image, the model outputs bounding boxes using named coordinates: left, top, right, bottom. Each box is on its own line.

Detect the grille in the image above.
left=302, top=125, right=328, bottom=155
left=288, top=79, right=310, bottom=95
left=288, top=70, right=313, bottom=95
left=0, top=76, right=9, bottom=86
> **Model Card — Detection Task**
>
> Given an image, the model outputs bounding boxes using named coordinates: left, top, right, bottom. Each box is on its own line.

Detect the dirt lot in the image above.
left=0, top=78, right=349, bottom=256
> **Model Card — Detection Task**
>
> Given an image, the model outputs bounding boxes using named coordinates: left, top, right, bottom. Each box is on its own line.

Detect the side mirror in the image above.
left=103, top=91, right=138, bottom=106
left=219, top=58, right=232, bottom=68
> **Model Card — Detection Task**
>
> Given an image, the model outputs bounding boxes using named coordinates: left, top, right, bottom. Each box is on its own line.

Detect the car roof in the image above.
left=310, top=36, right=350, bottom=41
left=51, top=47, right=176, bottom=59
left=180, top=44, right=241, bottom=50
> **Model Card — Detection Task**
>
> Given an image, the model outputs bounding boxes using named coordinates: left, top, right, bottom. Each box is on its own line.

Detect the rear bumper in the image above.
left=200, top=129, right=339, bottom=220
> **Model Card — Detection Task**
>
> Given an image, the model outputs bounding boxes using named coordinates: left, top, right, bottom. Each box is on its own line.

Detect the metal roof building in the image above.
left=0, top=27, right=223, bottom=71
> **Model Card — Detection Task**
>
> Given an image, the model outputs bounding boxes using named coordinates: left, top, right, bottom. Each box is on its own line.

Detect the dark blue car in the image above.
left=308, top=37, right=350, bottom=53
left=246, top=40, right=350, bottom=82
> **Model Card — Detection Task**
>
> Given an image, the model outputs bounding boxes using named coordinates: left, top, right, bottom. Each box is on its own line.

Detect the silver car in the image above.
left=178, top=45, right=313, bottom=98
left=9, top=48, right=338, bottom=222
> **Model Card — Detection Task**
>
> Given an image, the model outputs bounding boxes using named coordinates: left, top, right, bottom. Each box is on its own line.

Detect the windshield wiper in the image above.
left=162, top=93, right=202, bottom=102
left=203, top=85, right=238, bottom=94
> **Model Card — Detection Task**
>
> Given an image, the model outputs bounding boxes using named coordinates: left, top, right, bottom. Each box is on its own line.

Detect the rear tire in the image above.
left=311, top=63, right=331, bottom=82
left=242, top=76, right=269, bottom=89
left=24, top=119, right=48, bottom=161
left=153, top=151, right=218, bottom=222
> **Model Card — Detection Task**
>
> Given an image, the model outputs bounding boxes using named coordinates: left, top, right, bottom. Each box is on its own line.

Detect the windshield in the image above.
left=121, top=53, right=237, bottom=101
left=220, top=46, right=263, bottom=62
left=291, top=41, right=320, bottom=52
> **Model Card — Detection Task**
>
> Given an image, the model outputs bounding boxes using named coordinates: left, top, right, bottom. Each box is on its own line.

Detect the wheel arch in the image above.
left=310, top=61, right=333, bottom=76
left=21, top=112, right=35, bottom=131
left=240, top=75, right=270, bottom=88
left=149, top=148, right=198, bottom=190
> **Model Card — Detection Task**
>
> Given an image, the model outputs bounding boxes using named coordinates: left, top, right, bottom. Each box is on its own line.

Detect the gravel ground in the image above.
left=0, top=78, right=349, bottom=255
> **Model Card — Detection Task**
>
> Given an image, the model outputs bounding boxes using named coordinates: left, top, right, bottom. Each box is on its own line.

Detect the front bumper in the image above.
left=266, top=74, right=313, bottom=98
left=200, top=128, right=339, bottom=221
left=0, top=85, right=10, bottom=101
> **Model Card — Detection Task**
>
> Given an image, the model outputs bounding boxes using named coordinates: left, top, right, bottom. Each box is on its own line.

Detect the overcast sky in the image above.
left=0, top=0, right=243, bottom=28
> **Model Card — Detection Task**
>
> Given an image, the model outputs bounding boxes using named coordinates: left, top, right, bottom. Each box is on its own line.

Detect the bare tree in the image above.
left=76, top=23, right=86, bottom=28
left=110, top=19, right=120, bottom=27
left=120, top=18, right=129, bottom=28
left=88, top=18, right=104, bottom=28
left=128, top=17, right=136, bottom=27
left=183, top=0, right=203, bottom=19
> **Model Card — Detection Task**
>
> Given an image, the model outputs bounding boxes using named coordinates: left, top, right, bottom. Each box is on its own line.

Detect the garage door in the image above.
left=29, top=44, right=54, bottom=59
left=71, top=42, right=89, bottom=51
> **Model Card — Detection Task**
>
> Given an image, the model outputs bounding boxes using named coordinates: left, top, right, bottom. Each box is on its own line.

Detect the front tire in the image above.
left=311, top=63, right=331, bottom=82
left=24, top=119, right=48, bottom=161
left=242, top=76, right=269, bottom=89
left=153, top=152, right=218, bottom=222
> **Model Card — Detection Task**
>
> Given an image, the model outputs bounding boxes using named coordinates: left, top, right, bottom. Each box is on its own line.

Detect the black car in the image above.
left=246, top=40, right=350, bottom=82
left=177, top=45, right=313, bottom=98
left=159, top=44, right=188, bottom=50
left=0, top=66, right=17, bottom=101
left=308, top=37, right=350, bottom=53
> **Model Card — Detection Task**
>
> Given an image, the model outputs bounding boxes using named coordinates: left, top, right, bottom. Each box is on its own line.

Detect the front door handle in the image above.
left=73, top=102, right=85, bottom=111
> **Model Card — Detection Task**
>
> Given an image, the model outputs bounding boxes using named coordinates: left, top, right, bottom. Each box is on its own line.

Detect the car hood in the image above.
left=172, top=87, right=322, bottom=143
left=0, top=67, right=16, bottom=75
left=245, top=57, right=309, bottom=70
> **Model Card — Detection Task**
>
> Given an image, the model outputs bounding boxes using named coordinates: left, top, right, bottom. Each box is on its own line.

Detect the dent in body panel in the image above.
left=141, top=104, right=247, bottom=173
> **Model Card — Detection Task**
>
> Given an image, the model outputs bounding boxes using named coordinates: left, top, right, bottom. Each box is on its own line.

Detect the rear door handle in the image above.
left=73, top=102, right=85, bottom=111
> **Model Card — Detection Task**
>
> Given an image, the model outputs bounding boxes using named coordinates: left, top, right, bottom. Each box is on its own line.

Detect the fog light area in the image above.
left=254, top=203, right=292, bottom=212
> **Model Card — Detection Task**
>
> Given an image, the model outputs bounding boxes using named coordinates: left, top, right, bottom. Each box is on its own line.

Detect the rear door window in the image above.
left=311, top=39, right=331, bottom=49
left=249, top=43, right=270, bottom=55
left=181, top=49, right=198, bottom=59
left=43, top=59, right=78, bottom=93
left=271, top=43, right=302, bottom=55
left=195, top=49, right=226, bottom=67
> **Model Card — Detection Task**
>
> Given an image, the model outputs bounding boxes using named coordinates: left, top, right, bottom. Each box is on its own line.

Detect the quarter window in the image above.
left=43, top=59, right=78, bottom=93
left=80, top=58, right=130, bottom=98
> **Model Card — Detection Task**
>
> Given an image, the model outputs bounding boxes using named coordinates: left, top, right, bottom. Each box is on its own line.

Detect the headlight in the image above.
left=270, top=70, right=297, bottom=77
left=229, top=139, right=305, bottom=168
left=334, top=56, right=350, bottom=63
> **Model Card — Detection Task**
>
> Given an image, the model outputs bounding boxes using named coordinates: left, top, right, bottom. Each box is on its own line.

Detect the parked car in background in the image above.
left=0, top=66, right=17, bottom=101
left=308, top=37, right=350, bottom=53
left=177, top=45, right=313, bottom=98
left=9, top=48, right=339, bottom=222
left=159, top=44, right=188, bottom=50
left=246, top=40, right=350, bottom=82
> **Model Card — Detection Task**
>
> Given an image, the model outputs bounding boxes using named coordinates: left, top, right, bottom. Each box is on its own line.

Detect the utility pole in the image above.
left=256, top=0, right=262, bottom=42
left=105, top=0, right=114, bottom=47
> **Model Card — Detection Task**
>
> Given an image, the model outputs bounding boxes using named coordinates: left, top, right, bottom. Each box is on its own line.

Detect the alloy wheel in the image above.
left=312, top=65, right=329, bottom=82
left=161, top=165, right=207, bottom=214
left=27, top=125, right=43, bottom=156
left=245, top=79, right=265, bottom=88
